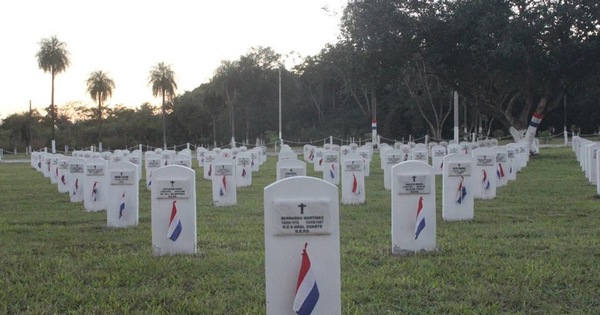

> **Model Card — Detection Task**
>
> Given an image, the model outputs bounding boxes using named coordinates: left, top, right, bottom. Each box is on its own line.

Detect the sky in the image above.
left=0, top=0, right=346, bottom=119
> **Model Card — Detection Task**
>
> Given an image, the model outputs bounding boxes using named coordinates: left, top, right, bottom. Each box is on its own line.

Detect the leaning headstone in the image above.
left=151, top=165, right=197, bottom=255
left=391, top=161, right=436, bottom=253
left=431, top=145, right=447, bottom=175
left=322, top=150, right=340, bottom=185
left=235, top=151, right=252, bottom=187
left=442, top=154, right=474, bottom=221
left=264, top=176, right=341, bottom=315
left=84, top=158, right=108, bottom=212
left=212, top=159, right=237, bottom=206
left=69, top=157, right=86, bottom=203
left=107, top=161, right=139, bottom=228
left=341, top=155, right=365, bottom=205
left=471, top=147, right=497, bottom=199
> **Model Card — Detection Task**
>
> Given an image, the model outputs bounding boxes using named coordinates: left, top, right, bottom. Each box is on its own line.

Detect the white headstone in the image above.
left=399, top=145, right=411, bottom=162
left=68, top=157, right=86, bottom=203
left=322, top=150, right=340, bottom=185
left=56, top=156, right=70, bottom=193
left=107, top=161, right=139, bottom=228
left=383, top=150, right=403, bottom=190
left=277, top=159, right=307, bottom=181
left=235, top=152, right=252, bottom=187
left=50, top=154, right=62, bottom=184
left=391, top=161, right=436, bottom=253
left=471, top=147, right=497, bottom=199
left=411, top=147, right=429, bottom=164
left=264, top=176, right=341, bottom=315
left=442, top=154, right=474, bottom=221
left=447, top=143, right=460, bottom=154
left=145, top=153, right=162, bottom=191
left=203, top=151, right=217, bottom=180
left=127, top=150, right=143, bottom=182
left=151, top=165, right=197, bottom=255
left=313, top=148, right=324, bottom=172
left=504, top=145, right=518, bottom=181
left=493, top=147, right=509, bottom=187
left=357, top=147, right=371, bottom=177
left=84, top=158, right=109, bottom=212
left=341, top=155, right=365, bottom=205
left=431, top=145, right=447, bottom=175
left=212, top=160, right=237, bottom=206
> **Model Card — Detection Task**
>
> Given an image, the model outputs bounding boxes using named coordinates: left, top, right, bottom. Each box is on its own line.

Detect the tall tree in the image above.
left=148, top=62, right=177, bottom=149
left=36, top=35, right=70, bottom=144
left=85, top=70, right=115, bottom=144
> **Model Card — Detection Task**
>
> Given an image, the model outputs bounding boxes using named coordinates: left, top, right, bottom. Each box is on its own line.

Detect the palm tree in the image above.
left=36, top=36, right=70, bottom=143
left=86, top=70, right=115, bottom=144
left=148, top=62, right=177, bottom=149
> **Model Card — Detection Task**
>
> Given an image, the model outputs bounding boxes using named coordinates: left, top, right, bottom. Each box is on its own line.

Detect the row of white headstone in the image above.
left=263, top=139, right=535, bottom=314
left=572, top=136, right=600, bottom=195
left=30, top=146, right=266, bottom=257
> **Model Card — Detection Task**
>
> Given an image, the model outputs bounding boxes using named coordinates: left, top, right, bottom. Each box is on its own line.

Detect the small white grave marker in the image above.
left=69, top=157, right=86, bottom=203
left=277, top=158, right=307, bottom=181
left=322, top=150, right=340, bottom=185
left=212, top=160, right=237, bottom=206
left=341, top=156, right=365, bottom=204
left=264, top=177, right=340, bottom=315
left=431, top=145, right=447, bottom=175
left=145, top=153, right=162, bottom=191
left=235, top=152, right=252, bottom=187
left=57, top=156, right=71, bottom=193
left=472, top=147, right=497, bottom=199
left=384, top=150, right=403, bottom=190
left=107, top=161, right=139, bottom=228
left=84, top=158, right=108, bottom=212
left=391, top=161, right=436, bottom=253
left=442, top=154, right=474, bottom=221
left=151, top=165, right=197, bottom=255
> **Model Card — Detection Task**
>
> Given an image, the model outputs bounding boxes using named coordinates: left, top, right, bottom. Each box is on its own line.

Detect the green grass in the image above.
left=1, top=147, right=599, bottom=314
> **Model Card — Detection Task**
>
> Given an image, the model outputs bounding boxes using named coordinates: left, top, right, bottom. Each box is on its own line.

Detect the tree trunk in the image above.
left=51, top=70, right=56, bottom=142
left=162, top=90, right=167, bottom=150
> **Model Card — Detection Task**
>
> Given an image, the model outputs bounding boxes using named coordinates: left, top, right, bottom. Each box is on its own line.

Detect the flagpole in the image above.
left=278, top=67, right=282, bottom=145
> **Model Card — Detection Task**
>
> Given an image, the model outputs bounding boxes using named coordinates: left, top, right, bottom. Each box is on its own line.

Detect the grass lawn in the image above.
left=1, top=147, right=599, bottom=314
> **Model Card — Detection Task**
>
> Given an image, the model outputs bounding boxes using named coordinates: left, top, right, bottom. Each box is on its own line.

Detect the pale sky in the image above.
left=0, top=0, right=346, bottom=119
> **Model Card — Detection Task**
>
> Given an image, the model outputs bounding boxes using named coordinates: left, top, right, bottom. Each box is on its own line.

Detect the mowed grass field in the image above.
left=1, top=147, right=599, bottom=314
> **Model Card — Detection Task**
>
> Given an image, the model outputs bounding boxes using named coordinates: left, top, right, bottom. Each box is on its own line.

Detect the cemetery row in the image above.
left=571, top=136, right=600, bottom=196
left=31, top=136, right=534, bottom=315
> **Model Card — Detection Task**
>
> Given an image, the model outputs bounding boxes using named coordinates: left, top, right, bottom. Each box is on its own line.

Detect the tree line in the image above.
left=2, top=0, right=599, bottom=152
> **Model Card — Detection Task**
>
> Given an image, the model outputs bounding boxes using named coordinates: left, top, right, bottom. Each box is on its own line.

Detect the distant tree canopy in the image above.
left=2, top=1, right=599, bottom=151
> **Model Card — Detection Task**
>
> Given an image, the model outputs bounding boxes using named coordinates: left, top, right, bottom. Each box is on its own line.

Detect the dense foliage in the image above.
left=2, top=0, right=599, bottom=151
